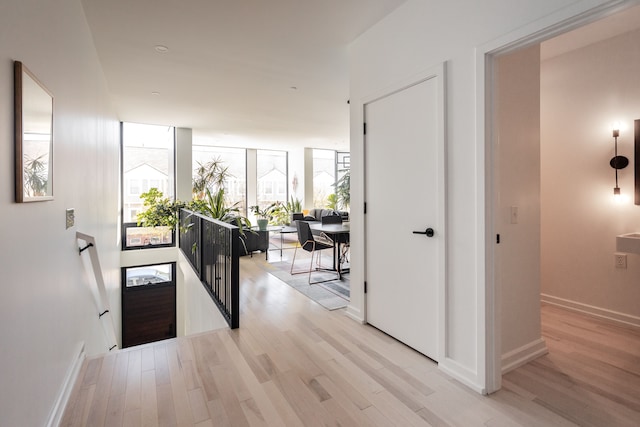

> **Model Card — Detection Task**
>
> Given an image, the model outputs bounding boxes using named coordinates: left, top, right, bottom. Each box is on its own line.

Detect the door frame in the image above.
left=479, top=0, right=635, bottom=393
left=363, top=62, right=448, bottom=363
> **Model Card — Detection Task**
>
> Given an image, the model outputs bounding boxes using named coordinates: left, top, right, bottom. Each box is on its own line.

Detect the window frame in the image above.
left=120, top=122, right=177, bottom=251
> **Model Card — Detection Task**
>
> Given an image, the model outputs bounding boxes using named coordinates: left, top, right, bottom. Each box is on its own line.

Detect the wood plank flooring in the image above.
left=501, top=304, right=640, bottom=427
left=61, top=258, right=640, bottom=426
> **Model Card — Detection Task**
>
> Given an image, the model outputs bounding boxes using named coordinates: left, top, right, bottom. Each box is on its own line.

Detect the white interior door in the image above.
left=364, top=72, right=444, bottom=361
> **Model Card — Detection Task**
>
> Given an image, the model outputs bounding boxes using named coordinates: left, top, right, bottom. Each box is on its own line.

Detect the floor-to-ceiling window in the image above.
left=256, top=149, right=288, bottom=209
left=192, top=145, right=247, bottom=214
left=312, top=149, right=336, bottom=208
left=336, top=151, right=350, bottom=210
left=121, top=122, right=175, bottom=249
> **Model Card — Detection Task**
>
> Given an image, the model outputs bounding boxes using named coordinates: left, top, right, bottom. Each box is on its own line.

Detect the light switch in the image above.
left=510, top=206, right=518, bottom=224
left=66, top=208, right=75, bottom=229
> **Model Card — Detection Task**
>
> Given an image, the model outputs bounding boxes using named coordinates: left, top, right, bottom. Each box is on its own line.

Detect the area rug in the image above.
left=260, top=260, right=350, bottom=310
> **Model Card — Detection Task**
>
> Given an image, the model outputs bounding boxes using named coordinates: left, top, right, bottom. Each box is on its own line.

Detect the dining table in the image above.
left=309, top=222, right=350, bottom=278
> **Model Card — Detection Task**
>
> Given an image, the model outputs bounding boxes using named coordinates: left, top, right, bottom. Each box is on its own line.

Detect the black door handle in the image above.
left=412, top=228, right=434, bottom=237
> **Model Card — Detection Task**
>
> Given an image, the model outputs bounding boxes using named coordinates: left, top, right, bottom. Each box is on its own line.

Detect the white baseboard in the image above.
left=47, top=342, right=86, bottom=427
left=345, top=304, right=365, bottom=324
left=501, top=338, right=548, bottom=374
left=438, top=358, right=486, bottom=394
left=541, top=293, right=640, bottom=328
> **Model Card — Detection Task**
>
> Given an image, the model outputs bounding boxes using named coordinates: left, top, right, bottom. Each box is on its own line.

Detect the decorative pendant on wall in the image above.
left=635, top=119, right=640, bottom=206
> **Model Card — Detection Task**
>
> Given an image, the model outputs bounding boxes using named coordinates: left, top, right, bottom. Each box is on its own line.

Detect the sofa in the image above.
left=239, top=230, right=269, bottom=258
left=292, top=208, right=349, bottom=223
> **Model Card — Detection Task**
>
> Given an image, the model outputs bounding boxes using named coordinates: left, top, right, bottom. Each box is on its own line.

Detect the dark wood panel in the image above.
left=122, top=284, right=176, bottom=348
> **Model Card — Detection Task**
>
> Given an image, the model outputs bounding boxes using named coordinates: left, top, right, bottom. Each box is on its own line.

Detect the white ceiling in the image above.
left=80, top=0, right=407, bottom=148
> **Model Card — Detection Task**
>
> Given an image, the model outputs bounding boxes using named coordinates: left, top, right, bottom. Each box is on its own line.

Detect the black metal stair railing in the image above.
left=179, top=209, right=240, bottom=329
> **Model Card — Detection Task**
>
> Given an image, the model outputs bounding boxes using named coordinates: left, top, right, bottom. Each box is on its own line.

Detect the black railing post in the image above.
left=230, top=227, right=240, bottom=329
left=198, top=215, right=204, bottom=282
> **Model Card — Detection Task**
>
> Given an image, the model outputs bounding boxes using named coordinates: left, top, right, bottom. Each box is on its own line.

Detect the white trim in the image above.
left=477, top=0, right=639, bottom=395
left=476, top=44, right=493, bottom=393
left=501, top=338, right=548, bottom=375
left=360, top=63, right=444, bottom=106
left=542, top=294, right=640, bottom=328
left=46, top=342, right=86, bottom=427
left=439, top=358, right=486, bottom=395
left=345, top=305, right=365, bottom=324
left=437, top=62, right=448, bottom=365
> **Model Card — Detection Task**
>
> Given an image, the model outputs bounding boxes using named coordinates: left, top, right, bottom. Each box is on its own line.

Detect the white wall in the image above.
left=179, top=253, right=230, bottom=335
left=495, top=45, right=547, bottom=371
left=347, top=0, right=620, bottom=392
left=0, top=0, right=120, bottom=425
left=541, top=28, right=640, bottom=321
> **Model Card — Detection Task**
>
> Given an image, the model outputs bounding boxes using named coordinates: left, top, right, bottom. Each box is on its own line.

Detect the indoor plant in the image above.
left=268, top=197, right=303, bottom=225
left=334, top=170, right=350, bottom=210
left=136, top=188, right=186, bottom=229
left=249, top=204, right=275, bottom=230
left=192, top=188, right=247, bottom=226
left=192, top=158, right=230, bottom=200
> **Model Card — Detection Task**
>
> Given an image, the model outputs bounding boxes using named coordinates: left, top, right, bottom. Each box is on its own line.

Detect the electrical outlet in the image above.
left=614, top=253, right=627, bottom=269
left=66, top=208, right=75, bottom=229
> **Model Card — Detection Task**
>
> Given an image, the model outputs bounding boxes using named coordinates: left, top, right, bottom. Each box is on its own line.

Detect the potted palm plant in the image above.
left=334, top=170, right=350, bottom=210
left=192, top=158, right=229, bottom=200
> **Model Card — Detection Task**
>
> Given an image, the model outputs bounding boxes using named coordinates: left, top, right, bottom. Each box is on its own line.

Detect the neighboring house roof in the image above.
left=126, top=163, right=168, bottom=177
left=258, top=166, right=286, bottom=180
left=124, top=147, right=170, bottom=174
left=313, top=170, right=334, bottom=180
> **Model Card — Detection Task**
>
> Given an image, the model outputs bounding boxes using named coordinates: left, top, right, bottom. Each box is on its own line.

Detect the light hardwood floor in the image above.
left=61, top=256, right=640, bottom=426
left=501, top=303, right=640, bottom=427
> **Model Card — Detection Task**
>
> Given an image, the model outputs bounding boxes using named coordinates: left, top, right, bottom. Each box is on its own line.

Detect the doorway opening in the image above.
left=486, top=2, right=640, bottom=392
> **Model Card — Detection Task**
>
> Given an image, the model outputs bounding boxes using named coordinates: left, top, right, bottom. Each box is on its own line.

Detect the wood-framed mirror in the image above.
left=635, top=119, right=639, bottom=205
left=14, top=61, right=54, bottom=202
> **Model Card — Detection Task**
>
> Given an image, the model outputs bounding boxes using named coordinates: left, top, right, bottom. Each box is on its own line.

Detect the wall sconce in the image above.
left=610, top=127, right=629, bottom=196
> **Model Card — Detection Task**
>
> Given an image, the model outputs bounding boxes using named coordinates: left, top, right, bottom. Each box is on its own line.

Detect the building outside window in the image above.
left=129, top=179, right=140, bottom=195
left=257, top=149, right=287, bottom=210
left=312, top=149, right=336, bottom=208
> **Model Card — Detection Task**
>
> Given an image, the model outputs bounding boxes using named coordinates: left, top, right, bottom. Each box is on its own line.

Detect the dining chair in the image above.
left=321, top=214, right=343, bottom=225
left=290, top=221, right=339, bottom=284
